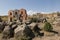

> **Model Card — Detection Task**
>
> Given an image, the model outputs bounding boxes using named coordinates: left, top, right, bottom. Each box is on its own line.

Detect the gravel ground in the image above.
left=33, top=35, right=60, bottom=40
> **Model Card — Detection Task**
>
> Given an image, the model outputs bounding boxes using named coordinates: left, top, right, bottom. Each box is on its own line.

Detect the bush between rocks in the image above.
left=44, top=22, right=53, bottom=32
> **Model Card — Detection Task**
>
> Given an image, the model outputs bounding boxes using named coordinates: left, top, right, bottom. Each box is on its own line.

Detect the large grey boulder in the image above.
left=2, top=23, right=17, bottom=39
left=2, top=26, right=10, bottom=39
left=28, top=23, right=44, bottom=37
left=0, top=21, right=7, bottom=33
left=15, top=23, right=35, bottom=40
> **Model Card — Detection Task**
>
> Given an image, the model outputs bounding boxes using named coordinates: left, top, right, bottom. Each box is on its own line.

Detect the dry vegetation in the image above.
left=0, top=16, right=8, bottom=21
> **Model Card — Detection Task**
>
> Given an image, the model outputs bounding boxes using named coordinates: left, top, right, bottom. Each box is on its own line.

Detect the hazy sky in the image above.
left=0, top=0, right=60, bottom=15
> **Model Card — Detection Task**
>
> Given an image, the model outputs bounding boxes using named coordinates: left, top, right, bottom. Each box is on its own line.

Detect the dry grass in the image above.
left=0, top=16, right=8, bottom=21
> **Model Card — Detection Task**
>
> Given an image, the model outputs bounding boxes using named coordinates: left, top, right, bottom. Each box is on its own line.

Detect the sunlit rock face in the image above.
left=14, top=23, right=35, bottom=40
left=8, top=8, right=27, bottom=22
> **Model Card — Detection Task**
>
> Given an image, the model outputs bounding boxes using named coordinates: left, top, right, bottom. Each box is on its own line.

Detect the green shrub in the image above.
left=30, top=17, right=39, bottom=22
left=44, top=22, right=53, bottom=32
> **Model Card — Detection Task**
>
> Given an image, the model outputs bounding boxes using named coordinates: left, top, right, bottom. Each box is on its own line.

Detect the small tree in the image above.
left=44, top=22, right=53, bottom=32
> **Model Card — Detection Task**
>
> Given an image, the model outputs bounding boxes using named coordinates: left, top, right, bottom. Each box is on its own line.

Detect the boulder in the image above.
left=2, top=23, right=17, bottom=39
left=0, top=22, right=7, bottom=33
left=28, top=22, right=37, bottom=30
left=15, top=23, right=35, bottom=40
left=28, top=23, right=44, bottom=37
left=2, top=26, right=10, bottom=39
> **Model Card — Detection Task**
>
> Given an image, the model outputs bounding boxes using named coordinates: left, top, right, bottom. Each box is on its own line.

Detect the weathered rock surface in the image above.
left=0, top=22, right=7, bottom=33
left=14, top=23, right=35, bottom=40
left=2, top=22, right=17, bottom=40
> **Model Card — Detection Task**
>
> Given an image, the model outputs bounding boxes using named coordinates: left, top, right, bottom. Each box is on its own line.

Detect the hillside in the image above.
left=0, top=16, right=8, bottom=21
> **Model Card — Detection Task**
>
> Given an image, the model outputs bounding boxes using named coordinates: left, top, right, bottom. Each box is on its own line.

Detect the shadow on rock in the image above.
left=33, top=24, right=44, bottom=37
left=24, top=26, right=35, bottom=39
left=49, top=30, right=58, bottom=34
left=2, top=22, right=18, bottom=39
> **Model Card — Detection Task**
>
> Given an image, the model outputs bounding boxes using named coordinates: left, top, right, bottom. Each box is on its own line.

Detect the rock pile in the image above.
left=1, top=20, right=44, bottom=40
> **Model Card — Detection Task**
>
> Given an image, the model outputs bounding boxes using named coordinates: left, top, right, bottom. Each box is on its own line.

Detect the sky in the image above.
left=0, top=0, right=60, bottom=15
